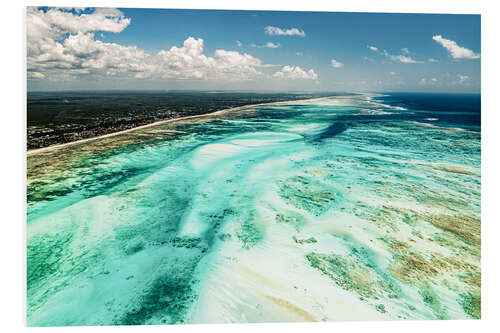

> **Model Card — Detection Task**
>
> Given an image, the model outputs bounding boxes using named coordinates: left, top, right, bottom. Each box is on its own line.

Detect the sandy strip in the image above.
left=407, top=121, right=474, bottom=132
left=27, top=96, right=336, bottom=157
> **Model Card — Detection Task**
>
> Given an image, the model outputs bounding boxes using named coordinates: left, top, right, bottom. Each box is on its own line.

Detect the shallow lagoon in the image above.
left=27, top=94, right=481, bottom=325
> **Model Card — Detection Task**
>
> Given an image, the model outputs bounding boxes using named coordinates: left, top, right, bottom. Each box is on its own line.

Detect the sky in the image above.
left=26, top=7, right=481, bottom=93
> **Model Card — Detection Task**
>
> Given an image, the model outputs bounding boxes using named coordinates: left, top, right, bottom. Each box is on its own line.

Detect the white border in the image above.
left=2, top=1, right=499, bottom=332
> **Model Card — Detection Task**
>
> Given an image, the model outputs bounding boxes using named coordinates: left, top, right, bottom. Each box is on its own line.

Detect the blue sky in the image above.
left=27, top=7, right=480, bottom=92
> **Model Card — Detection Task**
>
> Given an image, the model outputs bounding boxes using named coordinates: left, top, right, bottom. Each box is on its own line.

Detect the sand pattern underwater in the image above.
left=26, top=93, right=481, bottom=325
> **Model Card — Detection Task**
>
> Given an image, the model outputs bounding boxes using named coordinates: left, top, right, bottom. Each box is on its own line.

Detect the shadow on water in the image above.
left=308, top=122, right=349, bottom=143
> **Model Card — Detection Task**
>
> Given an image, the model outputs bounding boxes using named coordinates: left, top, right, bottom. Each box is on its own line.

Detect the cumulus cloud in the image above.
left=394, top=55, right=418, bottom=63
left=382, top=50, right=419, bottom=63
left=296, top=52, right=303, bottom=56
left=265, top=26, right=306, bottom=37
left=432, top=35, right=480, bottom=59
left=29, top=32, right=263, bottom=81
left=27, top=7, right=305, bottom=82
left=27, top=7, right=317, bottom=84
left=273, top=66, right=318, bottom=80
left=368, top=44, right=420, bottom=63
left=390, top=71, right=397, bottom=75
left=28, top=72, right=45, bottom=79
left=150, top=38, right=266, bottom=80
left=330, top=59, right=344, bottom=68
left=265, top=42, right=280, bottom=48
left=428, top=58, right=439, bottom=63
left=27, top=7, right=130, bottom=42
left=251, top=42, right=280, bottom=48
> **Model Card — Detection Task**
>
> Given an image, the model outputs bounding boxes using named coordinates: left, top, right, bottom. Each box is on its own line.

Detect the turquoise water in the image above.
left=27, top=94, right=481, bottom=325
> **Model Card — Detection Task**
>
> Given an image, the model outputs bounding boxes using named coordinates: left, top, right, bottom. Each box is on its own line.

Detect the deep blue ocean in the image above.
left=373, top=92, right=481, bottom=131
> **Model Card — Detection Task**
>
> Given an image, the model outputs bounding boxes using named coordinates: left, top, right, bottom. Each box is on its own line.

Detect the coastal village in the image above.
left=27, top=109, right=182, bottom=149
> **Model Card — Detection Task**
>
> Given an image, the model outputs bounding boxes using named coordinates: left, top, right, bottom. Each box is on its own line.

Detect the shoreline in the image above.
left=27, top=96, right=337, bottom=157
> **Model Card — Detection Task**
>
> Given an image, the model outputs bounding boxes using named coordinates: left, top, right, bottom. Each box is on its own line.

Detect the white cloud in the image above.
left=457, top=74, right=470, bottom=84
left=27, top=7, right=317, bottom=84
left=428, top=58, right=439, bottom=63
left=236, top=40, right=242, bottom=47
left=29, top=32, right=266, bottom=81
left=266, top=42, right=280, bottom=48
left=28, top=72, right=45, bottom=79
left=265, top=26, right=306, bottom=37
left=395, top=55, right=418, bottom=63
left=273, top=66, right=318, bottom=80
left=330, top=59, right=344, bottom=68
left=383, top=50, right=419, bottom=63
left=432, top=35, right=480, bottom=59
left=390, top=71, right=397, bottom=75
left=27, top=7, right=284, bottom=82
left=369, top=44, right=420, bottom=63
left=27, top=7, right=132, bottom=75
left=27, top=7, right=130, bottom=41
left=250, top=42, right=280, bottom=49
left=296, top=52, right=303, bottom=56
left=154, top=40, right=265, bottom=80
